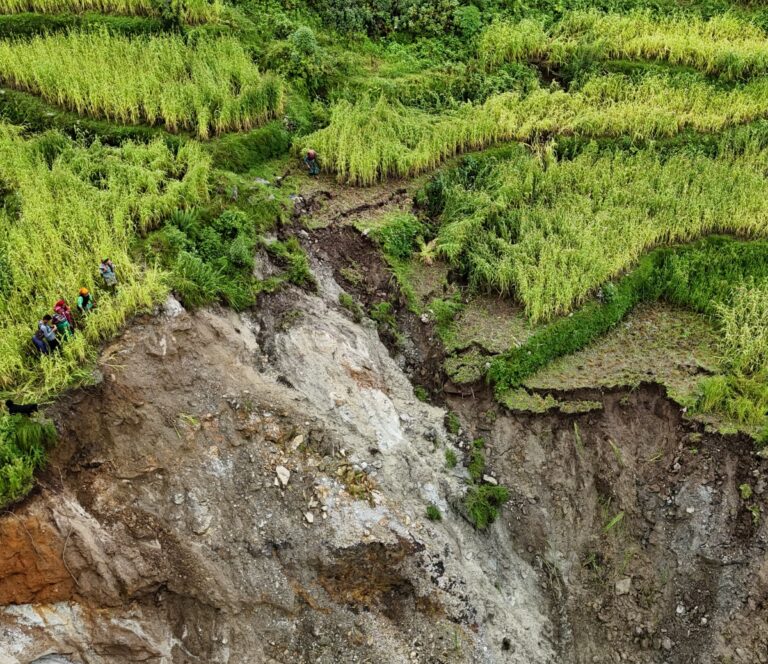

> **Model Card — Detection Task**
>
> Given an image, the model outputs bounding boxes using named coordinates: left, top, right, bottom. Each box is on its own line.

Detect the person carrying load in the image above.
left=54, top=299, right=75, bottom=330
left=52, top=312, right=73, bottom=339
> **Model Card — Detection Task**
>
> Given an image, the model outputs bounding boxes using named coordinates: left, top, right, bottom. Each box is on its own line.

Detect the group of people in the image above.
left=31, top=259, right=116, bottom=356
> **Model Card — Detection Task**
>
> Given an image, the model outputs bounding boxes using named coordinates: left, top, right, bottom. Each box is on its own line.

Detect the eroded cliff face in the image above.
left=0, top=282, right=554, bottom=664
left=1, top=262, right=767, bottom=664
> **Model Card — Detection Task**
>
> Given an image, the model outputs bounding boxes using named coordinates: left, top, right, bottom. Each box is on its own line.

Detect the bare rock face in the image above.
left=0, top=292, right=554, bottom=663
left=3, top=276, right=767, bottom=664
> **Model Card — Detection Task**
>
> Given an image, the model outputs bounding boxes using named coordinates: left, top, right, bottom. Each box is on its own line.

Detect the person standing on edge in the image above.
left=38, top=315, right=60, bottom=352
left=100, top=258, right=117, bottom=292
left=303, top=149, right=320, bottom=177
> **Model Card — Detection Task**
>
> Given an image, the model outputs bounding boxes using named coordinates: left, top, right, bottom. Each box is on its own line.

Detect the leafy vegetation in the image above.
left=0, top=31, right=284, bottom=137
left=426, top=503, right=442, bottom=521
left=464, top=484, right=509, bottom=530
left=0, top=414, right=56, bottom=507
left=0, top=0, right=221, bottom=23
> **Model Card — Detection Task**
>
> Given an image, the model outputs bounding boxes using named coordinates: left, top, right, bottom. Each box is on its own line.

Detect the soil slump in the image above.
left=450, top=384, right=768, bottom=664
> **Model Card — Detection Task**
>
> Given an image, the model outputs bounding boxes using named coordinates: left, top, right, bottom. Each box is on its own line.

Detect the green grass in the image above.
left=464, top=484, right=510, bottom=530
left=0, top=30, right=284, bottom=138
left=480, top=11, right=768, bottom=81
left=431, top=144, right=768, bottom=322
left=0, top=414, right=56, bottom=507
left=426, top=503, right=442, bottom=521
left=299, top=71, right=768, bottom=184
left=0, top=0, right=222, bottom=23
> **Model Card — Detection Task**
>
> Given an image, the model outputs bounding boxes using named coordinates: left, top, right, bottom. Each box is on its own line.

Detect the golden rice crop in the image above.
left=479, top=11, right=768, bottom=80
left=301, top=74, right=768, bottom=184
left=0, top=0, right=221, bottom=23
left=436, top=146, right=768, bottom=322
left=0, top=31, right=284, bottom=138
left=0, top=125, right=211, bottom=397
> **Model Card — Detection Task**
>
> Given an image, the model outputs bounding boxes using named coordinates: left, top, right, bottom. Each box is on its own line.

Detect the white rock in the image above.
left=163, top=295, right=185, bottom=318
left=305, top=511, right=314, bottom=524
left=483, top=475, right=498, bottom=485
left=615, top=577, right=631, bottom=596
left=276, top=466, right=291, bottom=487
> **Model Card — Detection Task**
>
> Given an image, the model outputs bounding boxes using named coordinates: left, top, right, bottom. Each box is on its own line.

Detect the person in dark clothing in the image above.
left=32, top=330, right=49, bottom=355
left=303, top=149, right=320, bottom=176
left=6, top=399, right=39, bottom=415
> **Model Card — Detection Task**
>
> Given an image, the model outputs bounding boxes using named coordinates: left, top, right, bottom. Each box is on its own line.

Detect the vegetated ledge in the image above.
left=486, top=235, right=768, bottom=393
left=0, top=11, right=168, bottom=38
left=0, top=86, right=185, bottom=146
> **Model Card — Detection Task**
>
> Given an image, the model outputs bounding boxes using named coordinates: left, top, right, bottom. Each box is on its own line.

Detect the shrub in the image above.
left=369, top=301, right=397, bottom=329
left=413, top=385, right=429, bottom=402
left=467, top=447, right=485, bottom=482
left=373, top=213, right=425, bottom=261
left=464, top=484, right=509, bottom=529
left=169, top=251, right=225, bottom=309
left=454, top=4, right=481, bottom=38
left=206, top=123, right=291, bottom=174
left=445, top=411, right=460, bottom=434
left=266, top=238, right=314, bottom=288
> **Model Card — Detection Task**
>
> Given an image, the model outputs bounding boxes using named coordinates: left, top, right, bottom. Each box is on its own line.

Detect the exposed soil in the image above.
left=308, top=222, right=448, bottom=397
left=447, top=382, right=768, bottom=664
left=300, top=186, right=768, bottom=664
